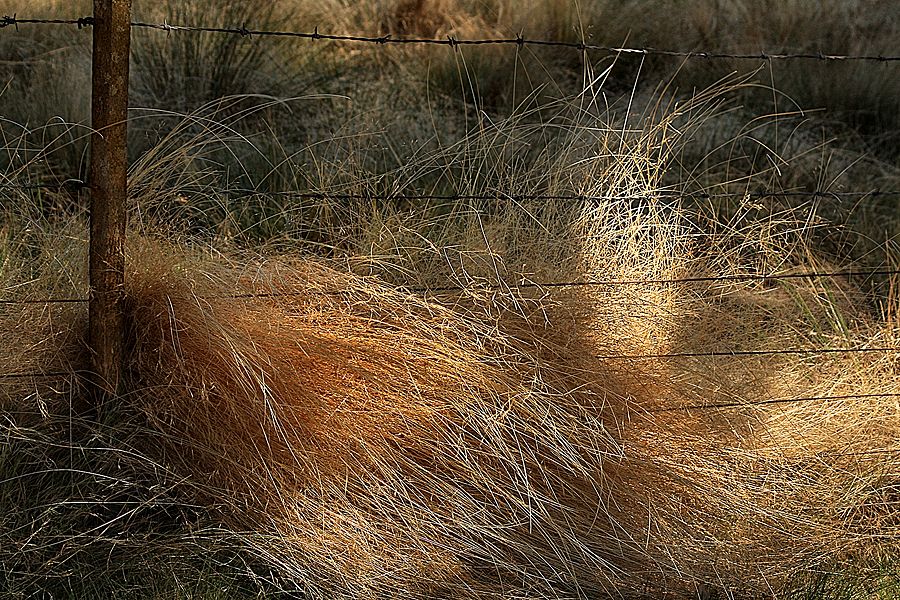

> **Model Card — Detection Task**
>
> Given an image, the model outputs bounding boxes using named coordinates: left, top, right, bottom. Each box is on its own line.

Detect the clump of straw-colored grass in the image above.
left=3, top=206, right=898, bottom=597
left=2, top=77, right=898, bottom=598
left=80, top=211, right=893, bottom=597
left=119, top=236, right=642, bottom=596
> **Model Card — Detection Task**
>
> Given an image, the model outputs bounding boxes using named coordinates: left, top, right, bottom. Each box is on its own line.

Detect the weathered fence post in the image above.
left=89, top=0, right=131, bottom=407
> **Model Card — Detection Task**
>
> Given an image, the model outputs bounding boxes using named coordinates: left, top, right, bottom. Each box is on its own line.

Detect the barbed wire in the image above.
left=6, top=266, right=899, bottom=306
left=0, top=370, right=75, bottom=380
left=0, top=297, right=87, bottom=305
left=9, top=181, right=900, bottom=200
left=4, top=15, right=900, bottom=62
left=4, top=15, right=899, bottom=476
left=0, top=180, right=87, bottom=193
left=599, top=346, right=898, bottom=361
left=211, top=267, right=900, bottom=301
left=406, top=267, right=900, bottom=294
left=3, top=15, right=900, bottom=399
left=128, top=20, right=900, bottom=62
left=198, top=189, right=900, bottom=202
left=0, top=15, right=94, bottom=30
left=650, top=392, right=900, bottom=412
left=5, top=182, right=900, bottom=204
left=834, top=447, right=900, bottom=458
left=3, top=368, right=899, bottom=420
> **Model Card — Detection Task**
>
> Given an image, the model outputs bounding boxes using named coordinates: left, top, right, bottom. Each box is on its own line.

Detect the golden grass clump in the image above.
left=50, top=206, right=888, bottom=597
left=120, top=237, right=644, bottom=597
left=3, top=84, right=898, bottom=593
left=1, top=41, right=898, bottom=593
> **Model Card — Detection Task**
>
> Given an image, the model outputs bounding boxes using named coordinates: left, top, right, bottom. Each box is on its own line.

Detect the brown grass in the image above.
left=119, top=236, right=640, bottom=596
left=4, top=202, right=897, bottom=596
left=1, top=3, right=899, bottom=593
left=118, top=220, right=900, bottom=596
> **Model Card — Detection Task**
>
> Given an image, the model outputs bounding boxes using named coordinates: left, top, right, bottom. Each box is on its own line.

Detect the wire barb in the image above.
left=1, top=13, right=17, bottom=30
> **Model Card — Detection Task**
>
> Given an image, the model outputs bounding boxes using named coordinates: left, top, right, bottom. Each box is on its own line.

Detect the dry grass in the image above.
left=3, top=180, right=899, bottom=598
left=2, top=1, right=900, bottom=598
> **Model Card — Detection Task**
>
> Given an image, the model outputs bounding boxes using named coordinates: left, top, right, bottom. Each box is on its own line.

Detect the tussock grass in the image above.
left=3, top=213, right=899, bottom=597
left=3, top=112, right=900, bottom=596
left=2, top=1, right=900, bottom=597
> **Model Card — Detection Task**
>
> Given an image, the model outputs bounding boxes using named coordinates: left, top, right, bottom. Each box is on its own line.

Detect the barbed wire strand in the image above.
left=598, top=346, right=898, bottom=360
left=127, top=20, right=900, bottom=62
left=190, top=189, right=900, bottom=202
left=836, top=448, right=900, bottom=458
left=8, top=181, right=900, bottom=200
left=0, top=370, right=76, bottom=380
left=0, top=180, right=87, bottom=192
left=0, top=297, right=87, bottom=305
left=649, top=392, right=900, bottom=412
left=6, top=266, right=900, bottom=305
left=3, top=367, right=899, bottom=421
left=405, top=267, right=900, bottom=294
left=4, top=15, right=900, bottom=62
left=0, top=15, right=94, bottom=29
left=4, top=180, right=900, bottom=201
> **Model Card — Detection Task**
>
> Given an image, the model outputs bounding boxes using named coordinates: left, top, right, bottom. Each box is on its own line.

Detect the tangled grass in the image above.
left=3, top=134, right=899, bottom=598
left=2, top=1, right=900, bottom=597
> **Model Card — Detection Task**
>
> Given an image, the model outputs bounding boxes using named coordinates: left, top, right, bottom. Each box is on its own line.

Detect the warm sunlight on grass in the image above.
left=1, top=1, right=899, bottom=598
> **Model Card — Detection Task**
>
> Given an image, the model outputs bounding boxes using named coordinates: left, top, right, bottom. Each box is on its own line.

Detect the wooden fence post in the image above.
left=89, top=0, right=131, bottom=407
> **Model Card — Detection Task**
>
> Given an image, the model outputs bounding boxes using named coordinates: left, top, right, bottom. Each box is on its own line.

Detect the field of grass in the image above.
left=2, top=1, right=900, bottom=598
